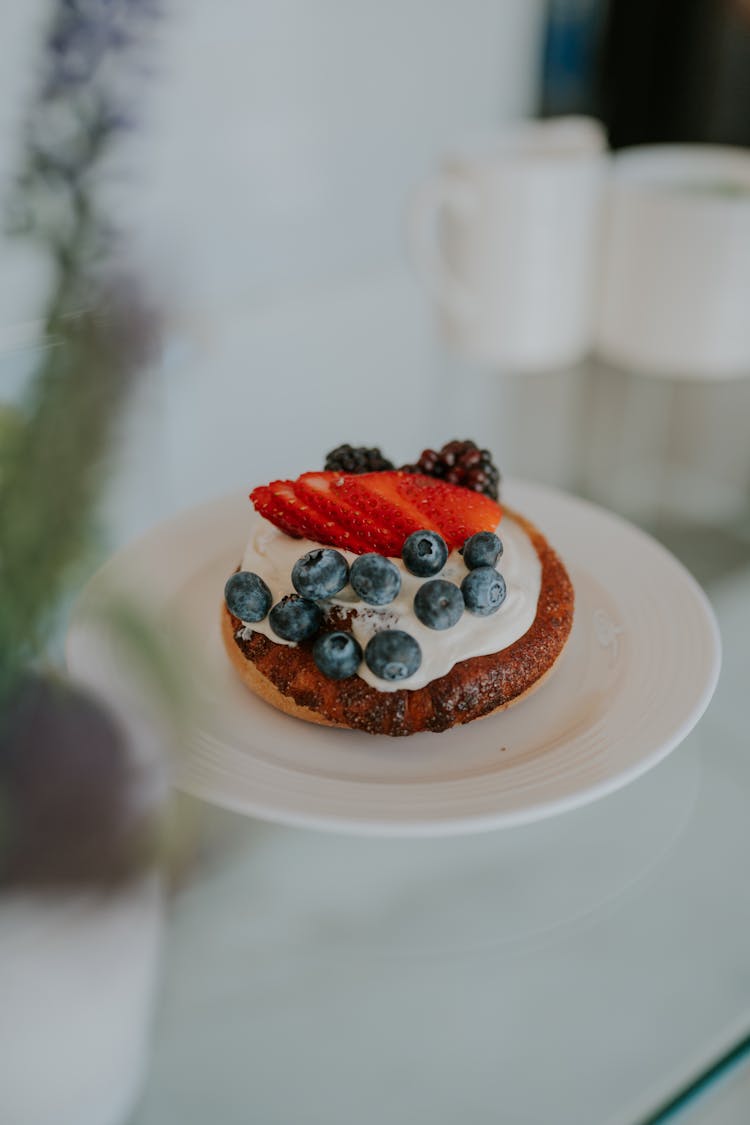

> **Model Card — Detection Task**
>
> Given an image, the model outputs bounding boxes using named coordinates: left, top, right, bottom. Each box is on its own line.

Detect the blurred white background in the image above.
left=1, top=0, right=749, bottom=559
left=0, top=0, right=546, bottom=547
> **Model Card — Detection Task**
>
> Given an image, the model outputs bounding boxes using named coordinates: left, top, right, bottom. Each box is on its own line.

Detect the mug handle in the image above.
left=407, top=173, right=477, bottom=318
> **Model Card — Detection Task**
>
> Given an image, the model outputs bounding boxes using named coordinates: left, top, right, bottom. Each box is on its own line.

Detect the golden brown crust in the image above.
left=222, top=510, right=574, bottom=737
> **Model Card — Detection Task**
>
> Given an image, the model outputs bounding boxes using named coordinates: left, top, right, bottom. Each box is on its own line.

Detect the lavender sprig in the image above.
left=10, top=0, right=159, bottom=317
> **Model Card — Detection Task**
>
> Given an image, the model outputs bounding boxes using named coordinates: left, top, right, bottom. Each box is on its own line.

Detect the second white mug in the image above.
left=408, top=116, right=608, bottom=372
left=596, top=145, right=750, bottom=379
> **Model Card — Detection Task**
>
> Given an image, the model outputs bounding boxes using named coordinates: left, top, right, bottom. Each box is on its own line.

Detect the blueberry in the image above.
left=350, top=553, right=401, bottom=605
left=291, top=548, right=349, bottom=599
left=364, top=630, right=422, bottom=682
left=312, top=631, right=363, bottom=680
left=461, top=566, right=507, bottom=616
left=413, top=579, right=463, bottom=630
left=224, top=571, right=272, bottom=622
left=402, top=530, right=448, bottom=577
left=269, top=595, right=323, bottom=641
left=462, top=531, right=503, bottom=570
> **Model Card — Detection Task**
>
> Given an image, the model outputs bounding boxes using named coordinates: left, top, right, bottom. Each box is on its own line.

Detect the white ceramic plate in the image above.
left=66, top=482, right=721, bottom=836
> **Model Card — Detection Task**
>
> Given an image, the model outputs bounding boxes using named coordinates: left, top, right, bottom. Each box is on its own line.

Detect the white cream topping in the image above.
left=238, top=513, right=541, bottom=692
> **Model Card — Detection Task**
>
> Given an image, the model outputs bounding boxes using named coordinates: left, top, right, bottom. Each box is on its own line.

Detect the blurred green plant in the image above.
left=0, top=0, right=159, bottom=707
left=0, top=295, right=156, bottom=705
left=0, top=0, right=187, bottom=889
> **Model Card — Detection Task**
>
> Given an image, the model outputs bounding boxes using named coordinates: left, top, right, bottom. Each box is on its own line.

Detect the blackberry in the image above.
left=402, top=440, right=500, bottom=500
left=324, top=444, right=395, bottom=474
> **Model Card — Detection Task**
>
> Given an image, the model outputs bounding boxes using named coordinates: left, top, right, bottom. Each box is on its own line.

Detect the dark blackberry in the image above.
left=401, top=440, right=500, bottom=500
left=324, top=444, right=395, bottom=473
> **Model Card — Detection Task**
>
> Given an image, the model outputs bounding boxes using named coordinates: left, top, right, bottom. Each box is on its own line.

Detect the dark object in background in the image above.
left=542, top=0, right=750, bottom=148
left=595, top=0, right=719, bottom=146
left=0, top=677, right=156, bottom=888
left=595, top=0, right=750, bottom=147
left=541, top=0, right=605, bottom=117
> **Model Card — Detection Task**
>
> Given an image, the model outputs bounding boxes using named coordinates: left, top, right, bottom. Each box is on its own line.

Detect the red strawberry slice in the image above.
left=396, top=473, right=502, bottom=549
left=295, top=472, right=362, bottom=529
left=250, top=470, right=502, bottom=555
left=269, top=479, right=370, bottom=553
left=338, top=472, right=432, bottom=547
left=266, top=480, right=326, bottom=543
left=249, top=484, right=305, bottom=539
left=344, top=472, right=501, bottom=551
left=294, top=473, right=378, bottom=554
left=250, top=478, right=375, bottom=553
left=251, top=479, right=328, bottom=542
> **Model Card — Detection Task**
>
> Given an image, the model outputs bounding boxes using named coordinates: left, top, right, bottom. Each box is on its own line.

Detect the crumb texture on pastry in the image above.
left=222, top=511, right=574, bottom=737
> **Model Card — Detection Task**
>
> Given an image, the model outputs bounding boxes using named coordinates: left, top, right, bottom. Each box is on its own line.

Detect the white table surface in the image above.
left=127, top=561, right=750, bottom=1125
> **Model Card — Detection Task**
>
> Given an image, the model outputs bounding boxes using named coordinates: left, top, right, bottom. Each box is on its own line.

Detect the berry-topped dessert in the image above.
left=221, top=440, right=574, bottom=737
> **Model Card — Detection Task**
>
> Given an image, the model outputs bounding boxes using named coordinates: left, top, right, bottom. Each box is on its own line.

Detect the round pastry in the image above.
left=222, top=443, right=574, bottom=738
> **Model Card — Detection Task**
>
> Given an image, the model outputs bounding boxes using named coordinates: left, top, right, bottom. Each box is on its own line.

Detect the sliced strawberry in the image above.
left=251, top=477, right=378, bottom=553
left=249, top=483, right=305, bottom=539
left=251, top=480, right=325, bottom=541
left=396, top=473, right=502, bottom=548
left=250, top=469, right=502, bottom=555
left=343, top=471, right=501, bottom=551
left=297, top=472, right=405, bottom=555
left=295, top=472, right=363, bottom=531
left=268, top=479, right=368, bottom=552
left=294, top=472, right=377, bottom=554
left=338, top=472, right=432, bottom=549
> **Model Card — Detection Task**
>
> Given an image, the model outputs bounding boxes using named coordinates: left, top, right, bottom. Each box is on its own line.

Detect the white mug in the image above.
left=596, top=145, right=750, bottom=379
left=408, top=116, right=608, bottom=371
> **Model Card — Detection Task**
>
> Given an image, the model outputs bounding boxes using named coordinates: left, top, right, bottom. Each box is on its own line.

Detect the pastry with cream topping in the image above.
left=221, top=443, right=574, bottom=737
